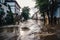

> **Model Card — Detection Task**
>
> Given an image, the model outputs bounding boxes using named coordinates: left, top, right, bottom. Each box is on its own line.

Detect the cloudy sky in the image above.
left=16, top=0, right=35, bottom=8
left=16, top=0, right=37, bottom=17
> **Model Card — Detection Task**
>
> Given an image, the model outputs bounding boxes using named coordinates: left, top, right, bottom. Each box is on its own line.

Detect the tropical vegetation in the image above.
left=35, top=0, right=57, bottom=25
left=21, top=7, right=30, bottom=21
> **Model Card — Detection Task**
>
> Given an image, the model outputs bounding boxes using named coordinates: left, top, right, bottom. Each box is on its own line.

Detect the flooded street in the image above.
left=0, top=0, right=60, bottom=40
left=18, top=19, right=43, bottom=40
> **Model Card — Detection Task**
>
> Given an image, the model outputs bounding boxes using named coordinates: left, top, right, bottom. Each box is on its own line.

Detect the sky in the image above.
left=16, top=0, right=35, bottom=8
left=16, top=0, right=37, bottom=17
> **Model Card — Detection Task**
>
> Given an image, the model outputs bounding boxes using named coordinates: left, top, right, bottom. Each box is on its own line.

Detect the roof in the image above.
left=5, top=1, right=21, bottom=8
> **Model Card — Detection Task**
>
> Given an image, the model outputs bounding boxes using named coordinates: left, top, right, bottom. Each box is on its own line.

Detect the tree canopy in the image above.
left=21, top=7, right=30, bottom=21
left=35, top=0, right=49, bottom=13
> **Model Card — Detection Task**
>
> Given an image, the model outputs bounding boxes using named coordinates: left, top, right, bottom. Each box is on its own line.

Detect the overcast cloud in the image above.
left=16, top=0, right=37, bottom=17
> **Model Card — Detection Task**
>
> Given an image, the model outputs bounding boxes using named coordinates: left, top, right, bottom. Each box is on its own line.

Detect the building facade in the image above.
left=0, top=0, right=20, bottom=40
left=54, top=0, right=60, bottom=39
left=5, top=0, right=21, bottom=15
left=53, top=0, right=60, bottom=17
left=5, top=0, right=21, bottom=24
left=53, top=0, right=60, bottom=24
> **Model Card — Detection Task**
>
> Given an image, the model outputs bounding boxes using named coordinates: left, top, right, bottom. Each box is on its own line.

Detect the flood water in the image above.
left=18, top=19, right=43, bottom=40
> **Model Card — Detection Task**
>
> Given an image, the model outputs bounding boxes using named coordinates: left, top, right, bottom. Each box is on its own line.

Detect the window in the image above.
left=53, top=7, right=60, bottom=18
left=11, top=7, right=15, bottom=13
left=0, top=0, right=1, bottom=3
left=0, top=4, right=2, bottom=7
left=0, top=0, right=5, bottom=3
left=0, top=8, right=4, bottom=12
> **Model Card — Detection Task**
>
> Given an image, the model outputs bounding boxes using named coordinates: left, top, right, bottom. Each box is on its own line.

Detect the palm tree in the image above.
left=35, top=0, right=49, bottom=24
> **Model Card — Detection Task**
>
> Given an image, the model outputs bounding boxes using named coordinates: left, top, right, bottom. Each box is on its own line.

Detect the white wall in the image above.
left=7, top=2, right=20, bottom=15
left=7, top=2, right=16, bottom=13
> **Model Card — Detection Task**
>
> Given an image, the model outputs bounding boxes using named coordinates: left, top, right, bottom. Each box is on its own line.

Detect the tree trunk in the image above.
left=43, top=12, right=45, bottom=25
left=51, top=11, right=53, bottom=25
left=47, top=11, right=50, bottom=24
